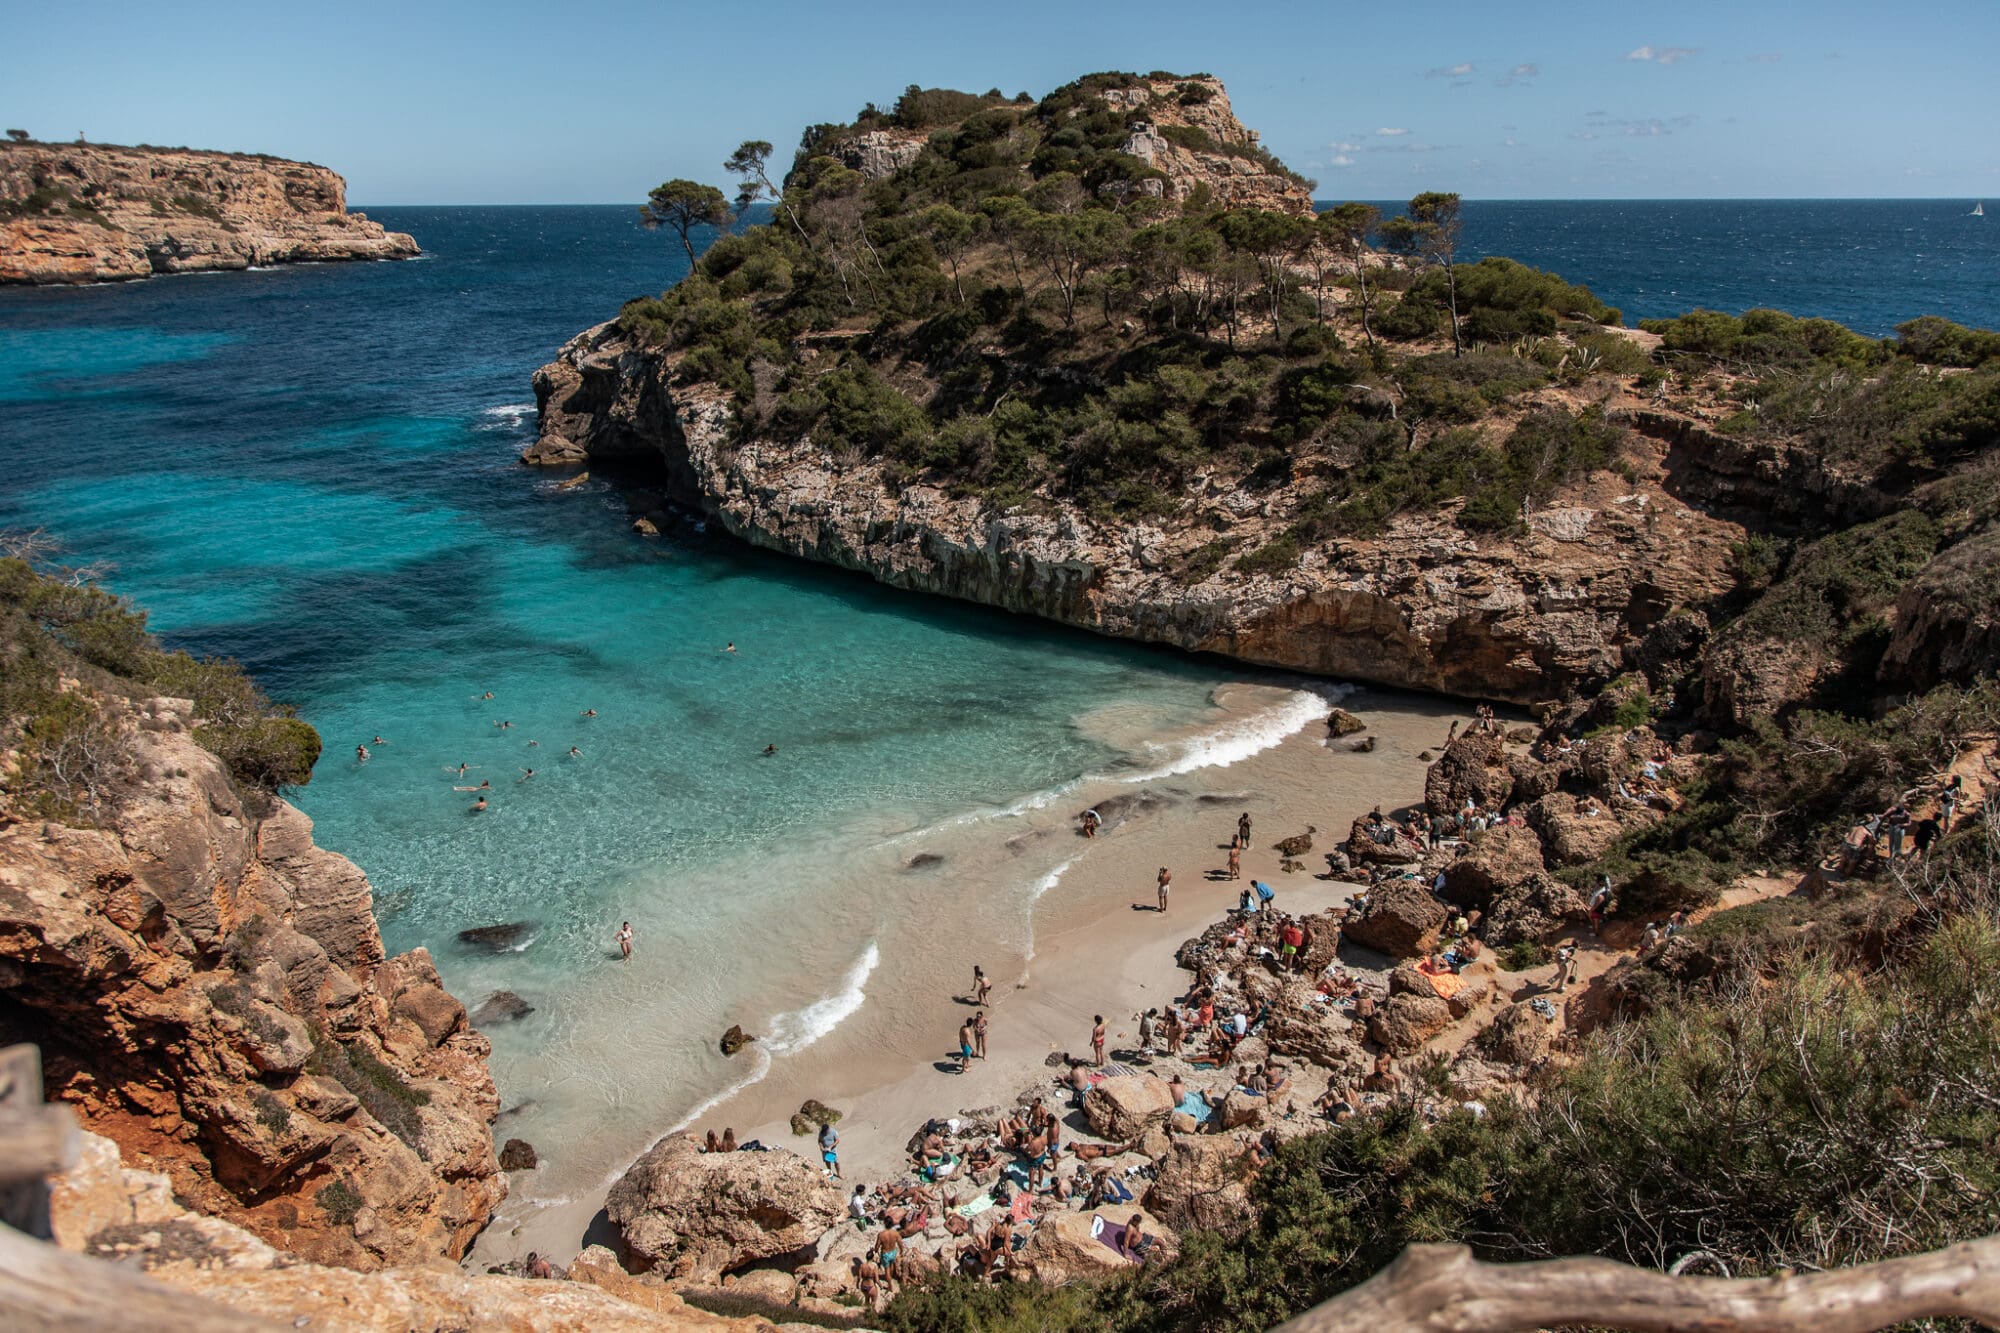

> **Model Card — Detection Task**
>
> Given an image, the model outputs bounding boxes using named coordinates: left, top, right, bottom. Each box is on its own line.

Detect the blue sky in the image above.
left=6, top=0, right=1994, bottom=203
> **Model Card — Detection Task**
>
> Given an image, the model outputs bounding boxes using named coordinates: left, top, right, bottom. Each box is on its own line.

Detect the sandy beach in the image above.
left=473, top=683, right=1471, bottom=1267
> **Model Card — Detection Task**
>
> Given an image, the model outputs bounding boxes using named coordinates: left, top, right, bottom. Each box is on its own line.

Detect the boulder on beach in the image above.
left=456, top=921, right=534, bottom=951
left=1368, top=992, right=1453, bottom=1055
left=1480, top=1001, right=1558, bottom=1067
left=1145, top=1137, right=1255, bottom=1237
left=719, top=1024, right=756, bottom=1057
left=1325, top=708, right=1367, bottom=738
left=1083, top=1074, right=1174, bottom=1140
left=1345, top=815, right=1421, bottom=866
left=1484, top=872, right=1591, bottom=948
left=469, top=990, right=534, bottom=1025
left=1425, top=732, right=1513, bottom=816
left=1019, top=1206, right=1178, bottom=1284
left=789, top=1099, right=843, bottom=1136
left=605, top=1134, right=845, bottom=1280
left=1440, top=825, right=1547, bottom=909
left=499, top=1138, right=538, bottom=1171
left=1342, top=879, right=1447, bottom=958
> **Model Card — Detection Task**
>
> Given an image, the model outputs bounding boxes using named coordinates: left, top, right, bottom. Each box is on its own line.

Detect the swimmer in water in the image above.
left=526, top=739, right=540, bottom=747
left=355, top=745, right=370, bottom=762
left=470, top=797, right=488, bottom=813
left=494, top=720, right=513, bottom=729
left=519, top=768, right=536, bottom=780
left=581, top=708, right=597, bottom=718
left=724, top=642, right=737, bottom=653
left=480, top=691, right=494, bottom=700
left=762, top=744, right=778, bottom=756
left=452, top=763, right=474, bottom=777
left=371, top=735, right=386, bottom=745
left=567, top=746, right=582, bottom=758
left=454, top=780, right=492, bottom=792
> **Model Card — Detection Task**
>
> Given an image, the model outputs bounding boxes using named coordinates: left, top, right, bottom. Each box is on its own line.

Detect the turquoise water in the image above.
left=0, top=208, right=1251, bottom=1206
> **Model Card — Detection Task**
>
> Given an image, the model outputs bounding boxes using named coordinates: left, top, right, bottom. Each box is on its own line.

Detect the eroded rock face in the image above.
left=525, top=325, right=1747, bottom=703
left=605, top=1134, right=845, bottom=1280
left=0, top=698, right=502, bottom=1269
left=1106, top=75, right=1315, bottom=216
left=1426, top=732, right=1515, bottom=816
left=0, top=141, right=418, bottom=284
left=1440, top=826, right=1546, bottom=909
left=1019, top=1205, right=1177, bottom=1284
left=1367, top=993, right=1452, bottom=1054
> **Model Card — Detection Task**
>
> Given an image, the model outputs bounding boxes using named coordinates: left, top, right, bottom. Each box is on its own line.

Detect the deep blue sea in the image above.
left=1, top=198, right=1992, bottom=1226
left=1368, top=198, right=1998, bottom=335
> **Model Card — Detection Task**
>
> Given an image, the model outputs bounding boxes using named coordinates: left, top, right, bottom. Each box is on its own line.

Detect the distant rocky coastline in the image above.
left=0, top=140, right=417, bottom=284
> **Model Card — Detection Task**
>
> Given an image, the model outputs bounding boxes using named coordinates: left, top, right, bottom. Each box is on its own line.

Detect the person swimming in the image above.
left=724, top=642, right=737, bottom=653
left=355, top=745, right=369, bottom=762
left=494, top=720, right=513, bottom=729
left=454, top=780, right=492, bottom=792
left=762, top=744, right=778, bottom=755
left=519, top=768, right=536, bottom=780
left=470, top=797, right=488, bottom=813
left=371, top=735, right=386, bottom=745
left=567, top=746, right=582, bottom=758
left=581, top=708, right=597, bottom=718
left=480, top=691, right=494, bottom=700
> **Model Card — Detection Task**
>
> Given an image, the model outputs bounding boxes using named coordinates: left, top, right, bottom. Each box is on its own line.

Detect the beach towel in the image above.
left=1103, top=1177, right=1135, bottom=1205
left=1010, top=1192, right=1034, bottom=1223
left=955, top=1193, right=997, bottom=1219
left=1091, top=1216, right=1137, bottom=1260
left=1425, top=971, right=1464, bottom=1001
left=1175, top=1092, right=1215, bottom=1121
left=1098, top=1061, right=1136, bottom=1078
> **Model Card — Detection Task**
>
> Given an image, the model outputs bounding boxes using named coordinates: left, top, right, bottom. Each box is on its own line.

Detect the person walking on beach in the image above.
left=1081, top=808, right=1101, bottom=839
left=973, top=964, right=991, bottom=1006
left=957, top=1018, right=975, bottom=1073
left=818, top=1120, right=841, bottom=1181
left=1227, top=843, right=1241, bottom=880
left=973, top=1009, right=988, bottom=1060
left=617, top=921, right=633, bottom=960
left=1156, top=866, right=1172, bottom=913
left=1237, top=812, right=1253, bottom=845
left=1091, top=1015, right=1107, bottom=1066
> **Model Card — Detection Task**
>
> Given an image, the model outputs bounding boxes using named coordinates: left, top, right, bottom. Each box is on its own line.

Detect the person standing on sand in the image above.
left=973, top=964, right=990, bottom=1005
left=973, top=1009, right=988, bottom=1059
left=1553, top=941, right=1578, bottom=994
left=1227, top=843, right=1241, bottom=880
left=1082, top=808, right=1101, bottom=838
left=617, top=921, right=633, bottom=960
left=1238, top=812, right=1253, bottom=845
left=818, top=1121, right=841, bottom=1180
left=957, top=1018, right=975, bottom=1073
left=1091, top=1015, right=1107, bottom=1066
left=1157, top=866, right=1171, bottom=912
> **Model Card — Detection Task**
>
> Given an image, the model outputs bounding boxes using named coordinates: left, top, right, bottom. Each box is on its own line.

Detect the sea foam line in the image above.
left=1119, top=686, right=1348, bottom=783
left=1021, top=859, right=1074, bottom=964
left=765, top=940, right=880, bottom=1056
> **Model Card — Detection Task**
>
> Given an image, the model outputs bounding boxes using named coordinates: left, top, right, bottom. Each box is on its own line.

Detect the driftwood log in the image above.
left=1274, top=1239, right=2000, bottom=1333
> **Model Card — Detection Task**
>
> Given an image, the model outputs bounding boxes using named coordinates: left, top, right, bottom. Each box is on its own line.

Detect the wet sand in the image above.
left=472, top=685, right=1467, bottom=1267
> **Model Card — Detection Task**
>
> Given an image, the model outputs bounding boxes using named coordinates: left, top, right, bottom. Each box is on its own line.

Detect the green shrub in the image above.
left=1235, top=535, right=1301, bottom=576
left=307, top=1033, right=430, bottom=1151
left=253, top=1090, right=292, bottom=1136
left=1502, top=940, right=1550, bottom=970
left=315, top=1177, right=364, bottom=1227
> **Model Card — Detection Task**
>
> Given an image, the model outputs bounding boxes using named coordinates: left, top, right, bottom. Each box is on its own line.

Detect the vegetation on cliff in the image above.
left=0, top=552, right=320, bottom=822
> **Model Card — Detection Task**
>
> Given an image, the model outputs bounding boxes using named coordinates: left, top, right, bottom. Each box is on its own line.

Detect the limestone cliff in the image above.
left=1102, top=74, right=1315, bottom=215
left=530, top=321, right=1747, bottom=703
left=0, top=140, right=417, bottom=284
left=0, top=695, right=503, bottom=1269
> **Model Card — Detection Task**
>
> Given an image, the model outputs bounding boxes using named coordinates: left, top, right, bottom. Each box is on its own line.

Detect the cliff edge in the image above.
left=0, top=140, right=417, bottom=284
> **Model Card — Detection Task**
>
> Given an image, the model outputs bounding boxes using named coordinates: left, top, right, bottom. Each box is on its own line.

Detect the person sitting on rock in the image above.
left=1119, top=1214, right=1155, bottom=1263
left=702, top=1129, right=722, bottom=1153
left=1315, top=1083, right=1357, bottom=1123
left=525, top=1252, right=556, bottom=1280
left=719, top=1127, right=737, bottom=1152
left=1261, top=1061, right=1291, bottom=1100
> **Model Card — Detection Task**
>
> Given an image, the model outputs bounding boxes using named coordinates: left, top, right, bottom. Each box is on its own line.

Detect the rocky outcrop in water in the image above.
left=0, top=696, right=502, bottom=1269
left=0, top=140, right=417, bottom=284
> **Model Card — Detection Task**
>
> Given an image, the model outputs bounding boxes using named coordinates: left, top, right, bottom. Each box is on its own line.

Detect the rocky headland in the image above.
left=0, top=140, right=416, bottom=284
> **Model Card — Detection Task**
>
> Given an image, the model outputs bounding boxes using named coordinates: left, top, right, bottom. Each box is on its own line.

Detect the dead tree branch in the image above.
left=1274, top=1238, right=2000, bottom=1333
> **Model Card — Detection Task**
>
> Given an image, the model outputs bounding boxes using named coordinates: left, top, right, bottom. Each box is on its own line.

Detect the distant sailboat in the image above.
left=1975, top=202, right=1987, bottom=217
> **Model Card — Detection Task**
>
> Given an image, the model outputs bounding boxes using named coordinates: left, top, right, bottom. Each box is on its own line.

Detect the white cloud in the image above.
left=1426, top=61, right=1475, bottom=78
left=1375, top=127, right=1410, bottom=136
left=1330, top=154, right=1355, bottom=167
left=1627, top=44, right=1699, bottom=64
left=1330, top=140, right=1362, bottom=153
left=1503, top=137, right=1521, bottom=147
left=1748, top=52, right=1782, bottom=63
left=1510, top=63, right=1539, bottom=77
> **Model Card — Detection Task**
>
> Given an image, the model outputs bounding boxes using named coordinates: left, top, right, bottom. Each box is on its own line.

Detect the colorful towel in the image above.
left=1098, top=1061, right=1136, bottom=1078
left=955, top=1193, right=996, bottom=1219
left=1425, top=971, right=1464, bottom=1000
left=1175, top=1092, right=1214, bottom=1121
left=1010, top=1192, right=1034, bottom=1223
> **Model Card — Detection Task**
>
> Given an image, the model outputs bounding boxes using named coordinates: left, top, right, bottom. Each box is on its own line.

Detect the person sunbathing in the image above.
left=1069, top=1138, right=1136, bottom=1161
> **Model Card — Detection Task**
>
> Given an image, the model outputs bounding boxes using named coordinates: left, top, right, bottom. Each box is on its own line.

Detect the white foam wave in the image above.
left=616, top=1044, right=777, bottom=1184
left=1120, top=687, right=1346, bottom=782
left=764, top=941, right=880, bottom=1056
left=1021, top=859, right=1073, bottom=964
left=480, top=402, right=535, bottom=421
